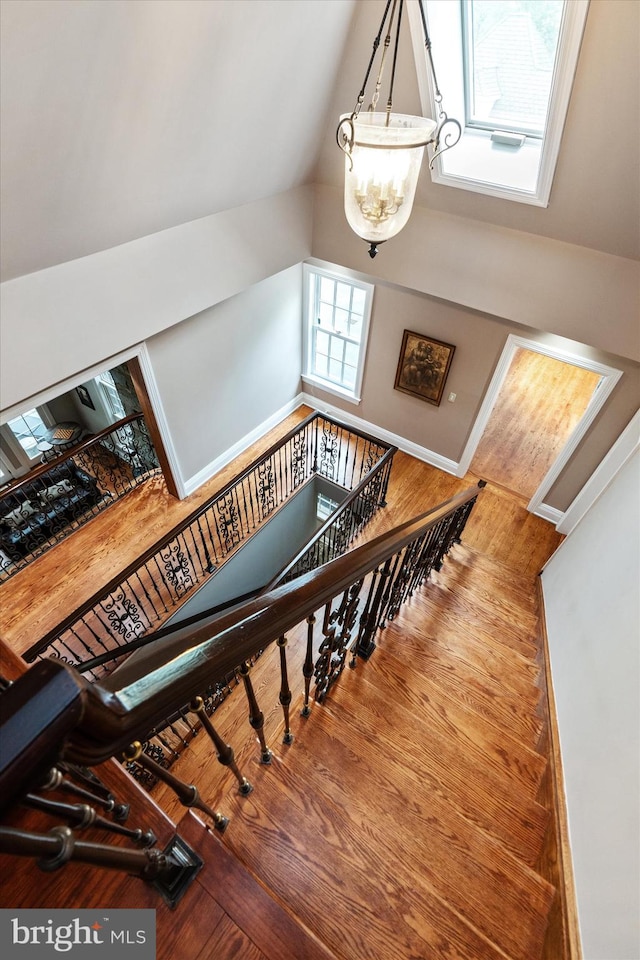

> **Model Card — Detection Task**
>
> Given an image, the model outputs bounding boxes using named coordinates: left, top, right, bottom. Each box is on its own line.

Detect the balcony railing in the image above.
left=23, top=413, right=396, bottom=683
left=0, top=414, right=160, bottom=581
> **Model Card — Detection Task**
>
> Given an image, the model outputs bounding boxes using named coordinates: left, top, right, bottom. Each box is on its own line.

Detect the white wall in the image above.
left=145, top=265, right=303, bottom=484
left=541, top=448, right=640, bottom=960
left=0, top=186, right=312, bottom=413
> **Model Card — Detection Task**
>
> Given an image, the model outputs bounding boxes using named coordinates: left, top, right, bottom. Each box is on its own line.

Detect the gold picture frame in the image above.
left=394, top=330, right=455, bottom=406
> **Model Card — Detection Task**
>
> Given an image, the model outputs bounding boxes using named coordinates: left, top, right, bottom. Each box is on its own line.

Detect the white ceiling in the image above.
left=1, top=0, right=638, bottom=285
left=0, top=0, right=356, bottom=281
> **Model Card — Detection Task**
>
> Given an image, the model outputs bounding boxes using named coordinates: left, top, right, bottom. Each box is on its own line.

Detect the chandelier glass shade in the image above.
left=341, top=112, right=437, bottom=249
left=337, top=0, right=460, bottom=257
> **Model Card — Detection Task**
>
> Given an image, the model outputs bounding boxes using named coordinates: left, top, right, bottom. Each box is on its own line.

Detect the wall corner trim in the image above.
left=557, top=409, right=640, bottom=536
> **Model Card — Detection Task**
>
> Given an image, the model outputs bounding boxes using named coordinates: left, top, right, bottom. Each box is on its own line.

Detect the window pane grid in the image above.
left=462, top=0, right=564, bottom=139
left=306, top=268, right=372, bottom=397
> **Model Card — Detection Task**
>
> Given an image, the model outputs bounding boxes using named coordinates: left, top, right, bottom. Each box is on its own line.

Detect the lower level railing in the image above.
left=0, top=480, right=485, bottom=892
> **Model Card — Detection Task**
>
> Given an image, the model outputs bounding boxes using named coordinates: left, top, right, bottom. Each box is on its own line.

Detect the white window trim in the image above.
left=409, top=0, right=590, bottom=206
left=0, top=405, right=56, bottom=478
left=302, top=263, right=374, bottom=406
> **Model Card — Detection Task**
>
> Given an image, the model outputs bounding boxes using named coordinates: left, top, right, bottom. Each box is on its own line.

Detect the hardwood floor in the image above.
left=470, top=347, right=600, bottom=499
left=0, top=408, right=568, bottom=960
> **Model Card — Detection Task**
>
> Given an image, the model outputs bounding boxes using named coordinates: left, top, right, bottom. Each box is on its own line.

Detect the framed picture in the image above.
left=76, top=384, right=95, bottom=410
left=394, top=330, right=455, bottom=406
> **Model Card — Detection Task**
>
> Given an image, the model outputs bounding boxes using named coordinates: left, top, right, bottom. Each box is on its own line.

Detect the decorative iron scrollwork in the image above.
left=291, top=434, right=307, bottom=488
left=319, top=422, right=339, bottom=480
left=314, top=579, right=364, bottom=702
left=103, top=588, right=145, bottom=641
left=215, top=493, right=241, bottom=553
left=160, top=541, right=194, bottom=597
left=257, top=460, right=276, bottom=519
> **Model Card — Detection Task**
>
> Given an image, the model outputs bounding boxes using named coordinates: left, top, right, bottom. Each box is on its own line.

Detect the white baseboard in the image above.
left=300, top=391, right=460, bottom=476
left=183, top=394, right=307, bottom=497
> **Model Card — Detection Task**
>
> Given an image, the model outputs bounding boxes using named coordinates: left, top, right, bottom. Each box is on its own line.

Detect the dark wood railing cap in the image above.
left=66, top=482, right=484, bottom=765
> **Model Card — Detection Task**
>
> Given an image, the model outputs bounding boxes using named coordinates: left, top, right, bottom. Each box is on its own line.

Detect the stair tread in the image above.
left=334, top=652, right=546, bottom=797
left=369, top=627, right=544, bottom=747
left=217, top=725, right=554, bottom=960
left=320, top=672, right=549, bottom=862
left=178, top=812, right=338, bottom=960
left=414, top=583, right=539, bottom=659
left=396, top=592, right=543, bottom=692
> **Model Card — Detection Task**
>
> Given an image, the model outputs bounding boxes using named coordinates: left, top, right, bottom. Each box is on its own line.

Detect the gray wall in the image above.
left=146, top=265, right=303, bottom=482
left=165, top=477, right=347, bottom=625
left=304, top=273, right=640, bottom=512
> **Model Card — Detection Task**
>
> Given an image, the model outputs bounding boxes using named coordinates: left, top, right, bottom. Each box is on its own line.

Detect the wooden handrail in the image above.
left=61, top=482, right=484, bottom=766
left=25, top=410, right=393, bottom=660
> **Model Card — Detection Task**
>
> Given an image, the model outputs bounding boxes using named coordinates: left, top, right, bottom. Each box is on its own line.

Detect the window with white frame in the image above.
left=302, top=265, right=373, bottom=403
left=94, top=371, right=126, bottom=422
left=410, top=0, right=589, bottom=205
left=0, top=405, right=55, bottom=481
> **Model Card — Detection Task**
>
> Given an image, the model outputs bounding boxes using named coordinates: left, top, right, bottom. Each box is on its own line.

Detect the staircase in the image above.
left=156, top=537, right=560, bottom=960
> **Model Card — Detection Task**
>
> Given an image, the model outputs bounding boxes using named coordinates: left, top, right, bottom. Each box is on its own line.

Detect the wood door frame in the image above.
left=458, top=335, right=622, bottom=522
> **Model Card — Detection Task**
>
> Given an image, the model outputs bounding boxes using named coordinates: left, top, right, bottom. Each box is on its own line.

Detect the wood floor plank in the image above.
left=369, top=626, right=544, bottom=747
left=196, top=914, right=268, bottom=960
left=179, top=813, right=336, bottom=960
left=398, top=593, right=543, bottom=695
left=219, top=763, right=513, bottom=960
left=316, top=674, right=549, bottom=866
left=271, top=713, right=555, bottom=960
left=341, top=661, right=546, bottom=795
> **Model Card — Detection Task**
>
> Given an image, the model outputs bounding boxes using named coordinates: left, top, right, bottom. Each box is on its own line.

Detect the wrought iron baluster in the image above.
left=123, top=576, right=153, bottom=633
left=0, top=824, right=183, bottom=881
left=277, top=635, right=294, bottom=744
left=356, top=557, right=392, bottom=659
left=23, top=794, right=156, bottom=847
left=123, top=743, right=228, bottom=832
left=150, top=556, right=171, bottom=612
left=239, top=661, right=272, bottom=764
left=377, top=549, right=403, bottom=630
left=160, top=537, right=195, bottom=600
left=103, top=586, right=146, bottom=644
left=189, top=697, right=253, bottom=794
left=243, top=475, right=257, bottom=530
left=315, top=580, right=364, bottom=701
left=301, top=614, right=316, bottom=717
left=153, top=730, right=182, bottom=764
left=200, top=508, right=219, bottom=568
left=40, top=769, right=129, bottom=822
left=71, top=617, right=105, bottom=658
left=187, top=519, right=207, bottom=577
left=133, top=568, right=163, bottom=624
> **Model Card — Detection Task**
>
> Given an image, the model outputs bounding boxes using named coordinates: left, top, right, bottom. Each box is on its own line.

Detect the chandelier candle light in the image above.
left=337, top=0, right=461, bottom=257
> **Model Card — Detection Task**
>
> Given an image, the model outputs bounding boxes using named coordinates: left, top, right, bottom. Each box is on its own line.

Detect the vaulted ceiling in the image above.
left=1, top=0, right=638, bottom=285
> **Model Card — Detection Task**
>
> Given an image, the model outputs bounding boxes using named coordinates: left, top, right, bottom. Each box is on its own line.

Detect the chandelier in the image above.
left=337, top=0, right=460, bottom=258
